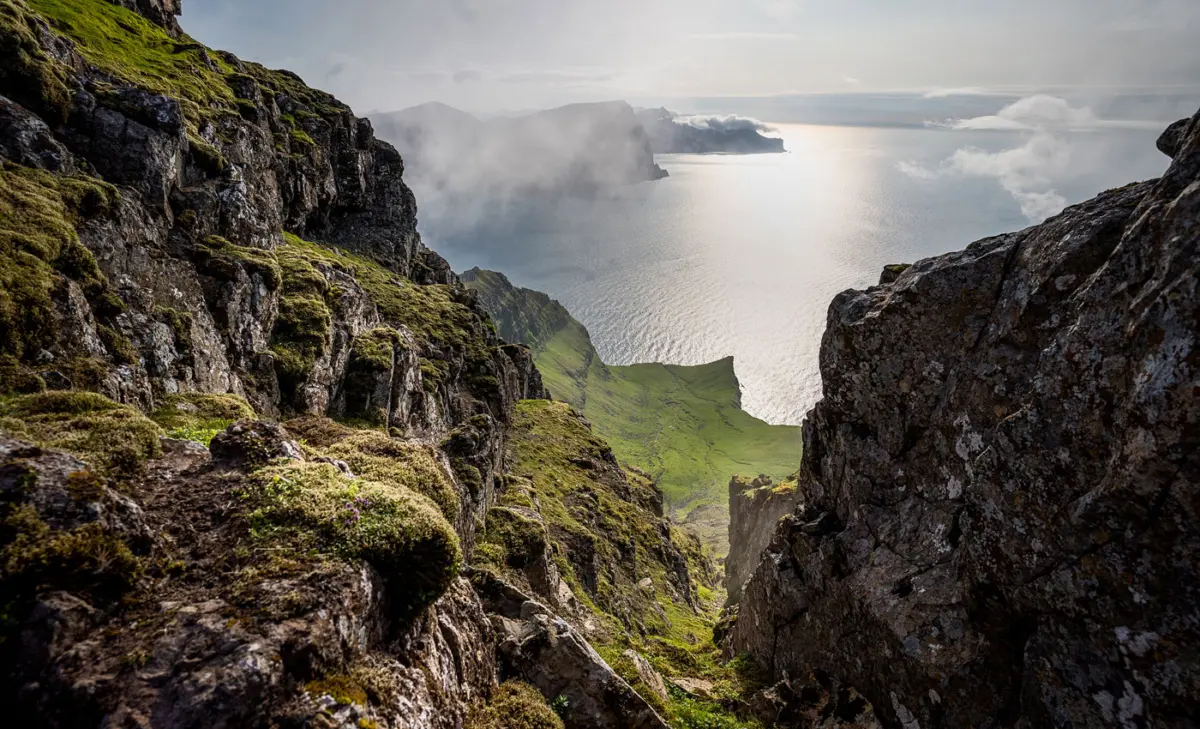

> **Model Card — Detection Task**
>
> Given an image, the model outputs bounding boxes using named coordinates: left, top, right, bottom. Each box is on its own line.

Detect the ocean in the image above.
left=419, top=123, right=1170, bottom=425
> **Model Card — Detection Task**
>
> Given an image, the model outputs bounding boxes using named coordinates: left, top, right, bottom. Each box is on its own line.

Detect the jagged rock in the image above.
left=748, top=677, right=881, bottom=729
left=492, top=602, right=670, bottom=729
left=725, top=474, right=799, bottom=597
left=669, top=677, right=715, bottom=700
left=1156, top=117, right=1191, bottom=159
left=624, top=650, right=668, bottom=702
left=209, top=420, right=304, bottom=468
left=726, top=112, right=1200, bottom=728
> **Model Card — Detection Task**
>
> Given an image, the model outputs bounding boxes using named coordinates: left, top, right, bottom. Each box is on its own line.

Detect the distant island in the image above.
left=637, top=107, right=786, bottom=154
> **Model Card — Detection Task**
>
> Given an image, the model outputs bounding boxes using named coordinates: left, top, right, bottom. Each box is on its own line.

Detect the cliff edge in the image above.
left=725, top=112, right=1200, bottom=728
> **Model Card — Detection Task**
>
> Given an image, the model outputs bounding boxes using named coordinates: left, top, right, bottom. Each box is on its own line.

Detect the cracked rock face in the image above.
left=726, top=112, right=1200, bottom=728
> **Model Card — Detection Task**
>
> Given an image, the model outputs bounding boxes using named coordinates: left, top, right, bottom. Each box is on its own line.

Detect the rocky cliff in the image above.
left=724, top=474, right=798, bottom=599
left=724, top=112, right=1200, bottom=728
left=0, top=2, right=723, bottom=728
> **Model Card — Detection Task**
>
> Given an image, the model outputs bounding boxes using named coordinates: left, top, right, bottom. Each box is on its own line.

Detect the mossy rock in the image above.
left=0, top=391, right=163, bottom=480
left=0, top=0, right=73, bottom=125
left=277, top=234, right=499, bottom=392
left=482, top=506, right=547, bottom=569
left=0, top=503, right=142, bottom=616
left=151, top=392, right=255, bottom=446
left=466, top=681, right=564, bottom=729
left=284, top=418, right=460, bottom=522
left=245, top=460, right=460, bottom=619
left=0, top=163, right=118, bottom=361
left=193, top=235, right=282, bottom=290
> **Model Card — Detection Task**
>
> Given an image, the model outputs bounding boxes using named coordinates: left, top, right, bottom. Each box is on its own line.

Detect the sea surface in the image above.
left=420, top=124, right=1170, bottom=425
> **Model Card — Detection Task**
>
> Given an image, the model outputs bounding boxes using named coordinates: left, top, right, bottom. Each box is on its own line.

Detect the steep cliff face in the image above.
left=724, top=474, right=798, bottom=598
left=725, top=113, right=1200, bottom=728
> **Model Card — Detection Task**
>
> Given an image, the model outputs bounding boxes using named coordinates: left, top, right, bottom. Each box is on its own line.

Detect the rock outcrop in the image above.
left=725, top=473, right=799, bottom=597
left=725, top=112, right=1200, bottom=728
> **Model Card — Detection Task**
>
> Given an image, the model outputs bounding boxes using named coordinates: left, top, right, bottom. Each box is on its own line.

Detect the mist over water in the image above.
left=420, top=123, right=1169, bottom=425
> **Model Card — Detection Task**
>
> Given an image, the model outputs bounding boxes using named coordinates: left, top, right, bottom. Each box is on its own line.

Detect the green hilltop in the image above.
left=461, top=268, right=800, bottom=554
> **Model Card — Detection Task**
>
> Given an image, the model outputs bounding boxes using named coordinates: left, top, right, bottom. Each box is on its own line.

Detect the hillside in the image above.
left=0, top=2, right=754, bottom=728
left=461, top=268, right=800, bottom=554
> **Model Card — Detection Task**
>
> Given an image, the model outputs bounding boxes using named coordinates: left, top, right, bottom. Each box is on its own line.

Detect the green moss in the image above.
left=278, top=234, right=499, bottom=392
left=151, top=392, right=255, bottom=446
left=0, top=355, right=46, bottom=395
left=187, top=134, right=228, bottom=175
left=97, top=325, right=137, bottom=365
left=466, top=681, right=565, bottom=729
left=0, top=391, right=163, bottom=479
left=321, top=430, right=459, bottom=522
left=155, top=307, right=194, bottom=352
left=305, top=675, right=368, bottom=706
left=243, top=460, right=460, bottom=618
left=0, top=503, right=142, bottom=625
left=193, top=235, right=283, bottom=290
left=269, top=241, right=333, bottom=395
left=0, top=163, right=118, bottom=362
left=25, top=0, right=239, bottom=131
left=481, top=506, right=547, bottom=569
left=0, top=0, right=73, bottom=125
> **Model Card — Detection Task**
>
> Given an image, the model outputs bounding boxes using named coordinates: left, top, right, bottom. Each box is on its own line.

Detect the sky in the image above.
left=183, top=0, right=1200, bottom=115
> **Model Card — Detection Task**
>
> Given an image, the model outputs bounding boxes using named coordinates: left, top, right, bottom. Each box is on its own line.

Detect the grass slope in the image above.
left=461, top=269, right=799, bottom=554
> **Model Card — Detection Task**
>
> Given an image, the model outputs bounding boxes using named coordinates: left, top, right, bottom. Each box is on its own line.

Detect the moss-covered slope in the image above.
left=461, top=269, right=800, bottom=554
left=486, top=400, right=764, bottom=728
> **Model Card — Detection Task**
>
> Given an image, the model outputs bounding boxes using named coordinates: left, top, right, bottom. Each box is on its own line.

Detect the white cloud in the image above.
left=900, top=97, right=1088, bottom=222
left=940, top=95, right=1098, bottom=131
left=843, top=75, right=862, bottom=85
left=674, top=113, right=776, bottom=133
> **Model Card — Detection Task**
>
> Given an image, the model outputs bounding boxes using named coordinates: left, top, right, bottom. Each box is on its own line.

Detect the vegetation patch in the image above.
left=193, top=235, right=282, bottom=290
left=26, top=0, right=240, bottom=131
left=506, top=400, right=767, bottom=728
left=466, top=681, right=565, bottom=729
left=480, top=506, right=547, bottom=568
left=242, top=458, right=460, bottom=619
left=151, top=392, right=255, bottom=446
left=0, top=163, right=118, bottom=362
left=279, top=234, right=499, bottom=393
left=0, top=391, right=163, bottom=480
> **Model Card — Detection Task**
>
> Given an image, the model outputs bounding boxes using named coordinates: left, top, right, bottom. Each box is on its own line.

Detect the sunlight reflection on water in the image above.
left=426, top=124, right=1167, bottom=424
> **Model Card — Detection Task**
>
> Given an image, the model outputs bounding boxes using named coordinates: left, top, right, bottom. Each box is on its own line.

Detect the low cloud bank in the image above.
left=899, top=95, right=1150, bottom=222
left=672, top=113, right=777, bottom=134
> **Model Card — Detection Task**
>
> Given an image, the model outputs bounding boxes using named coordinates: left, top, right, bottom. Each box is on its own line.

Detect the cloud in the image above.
left=899, top=96, right=1093, bottom=222
left=843, top=76, right=862, bottom=85
left=938, top=95, right=1098, bottom=131
left=326, top=62, right=346, bottom=80
left=673, top=113, right=776, bottom=134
